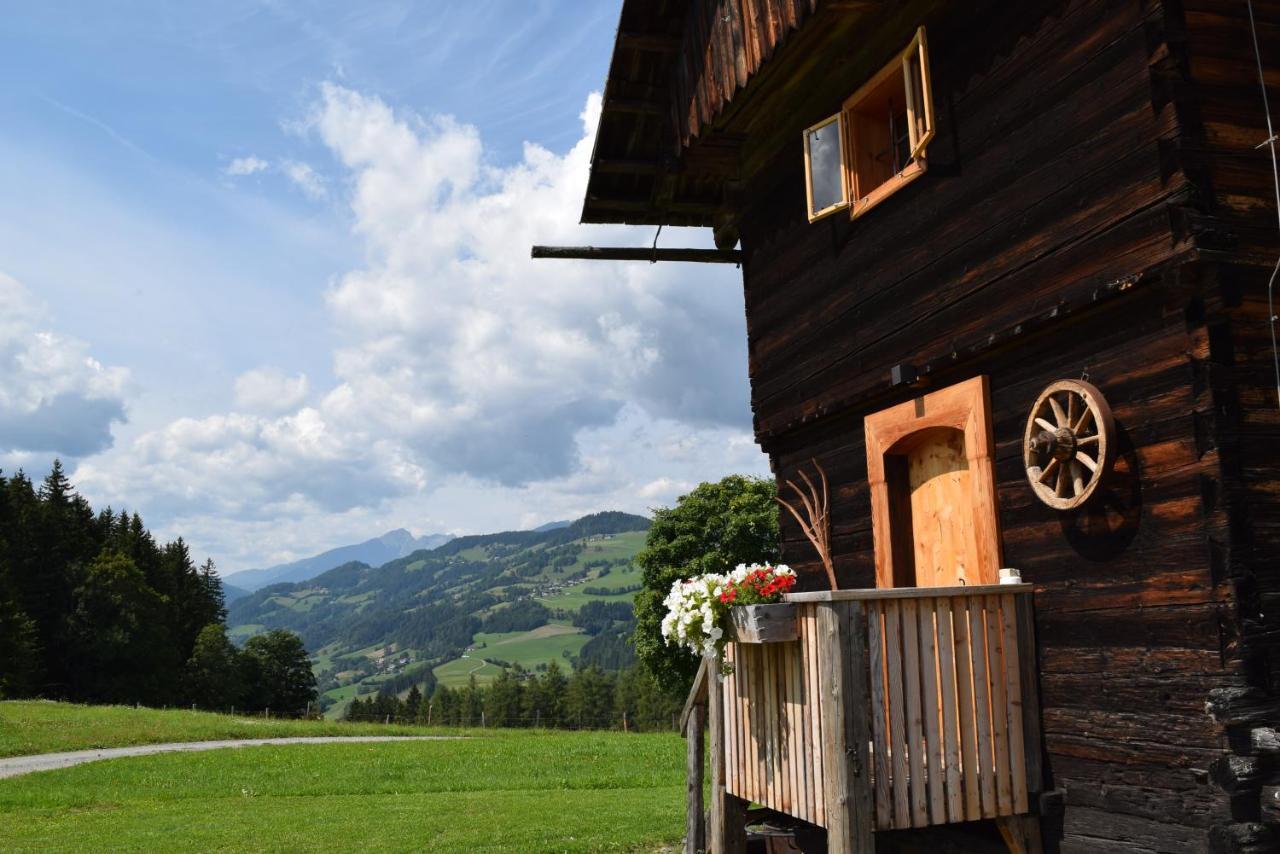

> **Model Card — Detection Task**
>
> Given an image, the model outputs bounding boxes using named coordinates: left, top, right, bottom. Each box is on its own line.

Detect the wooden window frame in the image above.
left=803, top=113, right=849, bottom=223
left=843, top=26, right=936, bottom=221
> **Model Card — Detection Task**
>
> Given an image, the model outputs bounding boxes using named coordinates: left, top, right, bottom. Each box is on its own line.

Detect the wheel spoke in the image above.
left=1035, top=417, right=1057, bottom=433
left=1073, top=407, right=1093, bottom=434
left=1038, top=458, right=1060, bottom=484
left=1071, top=461, right=1085, bottom=497
left=1049, top=396, right=1068, bottom=428
left=1077, top=434, right=1099, bottom=446
left=1077, top=451, right=1098, bottom=473
left=1055, top=462, right=1068, bottom=497
left=1067, top=393, right=1077, bottom=428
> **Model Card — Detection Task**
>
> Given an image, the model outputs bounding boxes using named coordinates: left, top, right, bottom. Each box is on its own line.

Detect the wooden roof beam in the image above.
left=617, top=32, right=681, bottom=53
left=531, top=245, right=742, bottom=264
left=592, top=158, right=668, bottom=175
left=604, top=97, right=667, bottom=115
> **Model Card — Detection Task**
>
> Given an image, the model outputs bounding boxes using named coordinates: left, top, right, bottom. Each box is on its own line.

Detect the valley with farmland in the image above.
left=224, top=513, right=653, bottom=722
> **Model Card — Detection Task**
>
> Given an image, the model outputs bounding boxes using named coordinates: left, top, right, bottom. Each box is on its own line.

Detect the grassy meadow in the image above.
left=0, top=702, right=687, bottom=852
left=432, top=624, right=591, bottom=689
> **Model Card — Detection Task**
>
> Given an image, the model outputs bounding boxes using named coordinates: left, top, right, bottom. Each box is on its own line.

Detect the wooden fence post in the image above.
left=709, top=666, right=747, bottom=854
left=817, top=601, right=874, bottom=854
left=686, top=703, right=706, bottom=854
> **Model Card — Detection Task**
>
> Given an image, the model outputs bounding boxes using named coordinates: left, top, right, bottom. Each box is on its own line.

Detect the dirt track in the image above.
left=0, top=736, right=456, bottom=779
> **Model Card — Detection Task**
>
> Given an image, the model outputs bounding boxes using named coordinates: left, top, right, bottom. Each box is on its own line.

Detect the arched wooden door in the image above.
left=864, top=376, right=1003, bottom=589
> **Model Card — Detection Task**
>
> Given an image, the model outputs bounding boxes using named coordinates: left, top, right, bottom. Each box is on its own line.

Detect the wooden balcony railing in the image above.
left=683, top=584, right=1042, bottom=854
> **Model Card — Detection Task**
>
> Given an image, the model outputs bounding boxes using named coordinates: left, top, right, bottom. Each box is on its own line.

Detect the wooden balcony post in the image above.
left=686, top=702, right=706, bottom=854
left=709, top=664, right=747, bottom=854
left=817, top=601, right=875, bottom=854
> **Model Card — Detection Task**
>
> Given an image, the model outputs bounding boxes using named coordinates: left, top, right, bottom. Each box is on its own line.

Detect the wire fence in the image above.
left=340, top=710, right=683, bottom=732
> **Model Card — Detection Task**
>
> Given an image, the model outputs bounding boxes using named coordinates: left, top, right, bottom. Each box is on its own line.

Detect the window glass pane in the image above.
left=806, top=119, right=845, bottom=214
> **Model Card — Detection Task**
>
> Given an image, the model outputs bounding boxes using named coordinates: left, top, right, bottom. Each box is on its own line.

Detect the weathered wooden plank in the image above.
left=795, top=609, right=811, bottom=823
left=745, top=642, right=760, bottom=803
left=1015, top=596, right=1044, bottom=798
left=807, top=604, right=826, bottom=827
left=710, top=664, right=747, bottom=854
left=867, top=602, right=892, bottom=829
left=917, top=597, right=947, bottom=825
left=952, top=597, right=981, bottom=822
left=986, top=595, right=1013, bottom=816
left=766, top=642, right=781, bottom=812
left=787, top=583, right=1030, bottom=603
left=787, top=637, right=804, bottom=821
left=885, top=600, right=910, bottom=827
left=732, top=647, right=742, bottom=804
left=968, top=599, right=997, bottom=818
left=816, top=601, right=874, bottom=854
left=902, top=597, right=929, bottom=826
left=1001, top=594, right=1029, bottom=814
left=686, top=702, right=706, bottom=854
left=936, top=597, right=964, bottom=823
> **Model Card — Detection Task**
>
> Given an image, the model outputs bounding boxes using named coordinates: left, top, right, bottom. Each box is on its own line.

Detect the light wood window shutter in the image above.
left=904, top=26, right=936, bottom=161
left=802, top=113, right=849, bottom=222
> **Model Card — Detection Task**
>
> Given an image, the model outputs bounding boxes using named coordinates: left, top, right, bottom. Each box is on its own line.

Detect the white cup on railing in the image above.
left=998, top=567, right=1023, bottom=585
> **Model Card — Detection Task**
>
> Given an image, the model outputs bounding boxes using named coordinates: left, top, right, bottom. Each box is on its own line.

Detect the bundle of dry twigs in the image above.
left=775, top=460, right=838, bottom=591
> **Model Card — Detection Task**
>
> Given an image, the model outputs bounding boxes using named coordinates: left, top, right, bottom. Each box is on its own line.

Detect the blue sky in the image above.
left=0, top=1, right=768, bottom=573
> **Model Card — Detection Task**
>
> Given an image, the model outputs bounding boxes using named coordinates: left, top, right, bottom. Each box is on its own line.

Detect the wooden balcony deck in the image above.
left=683, top=584, right=1043, bottom=854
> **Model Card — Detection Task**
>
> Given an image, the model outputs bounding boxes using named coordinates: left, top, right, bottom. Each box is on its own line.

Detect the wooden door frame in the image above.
left=864, top=375, right=1003, bottom=589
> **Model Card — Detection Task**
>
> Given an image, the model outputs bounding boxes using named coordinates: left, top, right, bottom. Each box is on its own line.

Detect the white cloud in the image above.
left=73, top=85, right=768, bottom=571
left=225, top=156, right=269, bottom=176
left=0, top=273, right=129, bottom=457
left=282, top=160, right=327, bottom=200
left=309, top=83, right=751, bottom=484
left=234, top=367, right=309, bottom=414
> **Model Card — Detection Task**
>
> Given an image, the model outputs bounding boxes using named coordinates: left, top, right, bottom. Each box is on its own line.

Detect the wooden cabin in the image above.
left=575, top=1, right=1280, bottom=852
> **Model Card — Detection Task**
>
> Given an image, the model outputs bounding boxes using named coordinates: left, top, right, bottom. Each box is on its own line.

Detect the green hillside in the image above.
left=227, top=513, right=650, bottom=718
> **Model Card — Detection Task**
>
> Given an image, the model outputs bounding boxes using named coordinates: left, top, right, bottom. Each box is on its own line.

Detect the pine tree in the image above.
left=565, top=664, right=615, bottom=729
left=484, top=668, right=523, bottom=727
left=405, top=684, right=423, bottom=723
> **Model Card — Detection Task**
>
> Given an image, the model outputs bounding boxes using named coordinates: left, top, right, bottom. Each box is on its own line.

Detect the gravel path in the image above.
left=0, top=736, right=457, bottom=780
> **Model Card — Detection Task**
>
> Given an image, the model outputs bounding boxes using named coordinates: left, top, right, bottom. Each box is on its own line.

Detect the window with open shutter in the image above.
left=801, top=26, right=935, bottom=224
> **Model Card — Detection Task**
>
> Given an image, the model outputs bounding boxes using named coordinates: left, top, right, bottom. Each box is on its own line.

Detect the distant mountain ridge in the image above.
left=224, top=529, right=453, bottom=592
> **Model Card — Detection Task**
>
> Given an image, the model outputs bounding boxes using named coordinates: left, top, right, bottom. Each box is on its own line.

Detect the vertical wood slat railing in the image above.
left=701, top=584, right=1039, bottom=850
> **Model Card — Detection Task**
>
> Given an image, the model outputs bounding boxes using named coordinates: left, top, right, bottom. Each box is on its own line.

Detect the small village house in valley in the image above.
left=550, top=0, right=1280, bottom=851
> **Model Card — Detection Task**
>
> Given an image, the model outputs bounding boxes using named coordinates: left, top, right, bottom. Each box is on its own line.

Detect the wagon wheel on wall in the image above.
left=1023, top=379, right=1116, bottom=510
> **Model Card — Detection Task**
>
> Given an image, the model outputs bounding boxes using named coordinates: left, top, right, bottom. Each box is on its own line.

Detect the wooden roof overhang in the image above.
left=580, top=0, right=937, bottom=242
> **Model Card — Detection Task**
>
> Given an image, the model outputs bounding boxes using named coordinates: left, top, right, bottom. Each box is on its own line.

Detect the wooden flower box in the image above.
left=728, top=602, right=798, bottom=643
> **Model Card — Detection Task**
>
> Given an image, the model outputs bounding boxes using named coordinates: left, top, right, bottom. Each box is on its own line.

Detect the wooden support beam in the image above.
left=680, top=658, right=710, bottom=735
left=531, top=246, right=742, bottom=264
left=709, top=666, right=747, bottom=854
left=996, top=816, right=1046, bottom=854
left=686, top=703, right=706, bottom=854
left=816, top=601, right=874, bottom=854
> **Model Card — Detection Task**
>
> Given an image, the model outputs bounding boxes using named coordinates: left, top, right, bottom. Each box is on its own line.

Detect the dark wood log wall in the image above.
left=730, top=0, right=1280, bottom=850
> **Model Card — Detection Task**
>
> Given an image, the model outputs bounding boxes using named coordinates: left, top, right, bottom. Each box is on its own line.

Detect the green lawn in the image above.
left=0, top=701, right=449, bottom=758
left=0, top=722, right=686, bottom=852
left=434, top=625, right=590, bottom=688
